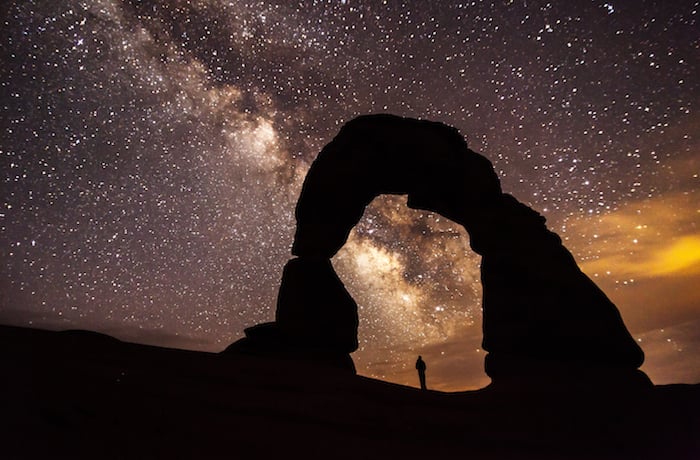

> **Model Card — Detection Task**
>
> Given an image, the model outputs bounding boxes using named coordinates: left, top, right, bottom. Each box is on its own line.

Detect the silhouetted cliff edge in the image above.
left=2, top=325, right=698, bottom=459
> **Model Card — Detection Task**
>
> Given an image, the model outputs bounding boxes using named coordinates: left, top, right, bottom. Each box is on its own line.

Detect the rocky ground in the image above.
left=2, top=325, right=698, bottom=459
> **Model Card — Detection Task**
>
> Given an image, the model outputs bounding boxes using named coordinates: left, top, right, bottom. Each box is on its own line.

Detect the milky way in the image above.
left=2, top=1, right=699, bottom=390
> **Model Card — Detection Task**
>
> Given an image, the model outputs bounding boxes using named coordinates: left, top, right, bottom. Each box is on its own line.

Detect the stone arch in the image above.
left=291, top=114, right=502, bottom=259
left=235, top=114, right=645, bottom=382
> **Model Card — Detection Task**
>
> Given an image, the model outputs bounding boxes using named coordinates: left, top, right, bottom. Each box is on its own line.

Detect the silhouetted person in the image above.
left=415, top=355, right=427, bottom=390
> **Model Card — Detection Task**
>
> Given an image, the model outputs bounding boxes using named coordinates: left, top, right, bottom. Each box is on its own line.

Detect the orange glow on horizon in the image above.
left=649, top=236, right=700, bottom=276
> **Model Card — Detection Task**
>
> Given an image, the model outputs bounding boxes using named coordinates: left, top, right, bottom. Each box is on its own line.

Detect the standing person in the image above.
left=415, top=355, right=427, bottom=390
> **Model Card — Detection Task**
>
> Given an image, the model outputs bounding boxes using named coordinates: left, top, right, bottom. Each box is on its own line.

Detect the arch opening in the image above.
left=331, top=195, right=486, bottom=389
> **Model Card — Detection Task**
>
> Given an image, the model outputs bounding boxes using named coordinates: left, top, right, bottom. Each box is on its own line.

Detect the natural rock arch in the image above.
left=233, top=114, right=645, bottom=383
left=291, top=114, right=501, bottom=258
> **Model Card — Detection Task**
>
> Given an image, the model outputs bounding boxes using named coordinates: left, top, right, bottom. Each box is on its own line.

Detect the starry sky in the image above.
left=1, top=0, right=699, bottom=391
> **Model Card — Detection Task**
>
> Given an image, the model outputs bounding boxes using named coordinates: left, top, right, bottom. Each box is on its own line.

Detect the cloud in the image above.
left=582, top=234, right=700, bottom=279
left=558, top=190, right=700, bottom=338
left=642, top=235, right=700, bottom=276
left=567, top=190, right=700, bottom=280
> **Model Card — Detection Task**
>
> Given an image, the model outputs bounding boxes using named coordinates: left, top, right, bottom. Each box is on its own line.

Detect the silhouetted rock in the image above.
left=224, top=258, right=358, bottom=371
left=3, top=325, right=699, bottom=459
left=275, top=258, right=359, bottom=353
left=292, top=114, right=502, bottom=258
left=224, top=322, right=356, bottom=372
left=467, top=194, right=646, bottom=381
left=235, top=113, right=647, bottom=387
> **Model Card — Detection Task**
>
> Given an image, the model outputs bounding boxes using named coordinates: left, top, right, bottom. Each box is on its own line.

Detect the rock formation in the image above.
left=468, top=194, right=645, bottom=382
left=229, top=114, right=646, bottom=386
left=275, top=258, right=359, bottom=354
left=292, top=114, right=502, bottom=258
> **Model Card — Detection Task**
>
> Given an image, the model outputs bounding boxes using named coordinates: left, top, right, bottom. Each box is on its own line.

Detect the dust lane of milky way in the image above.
left=1, top=1, right=698, bottom=390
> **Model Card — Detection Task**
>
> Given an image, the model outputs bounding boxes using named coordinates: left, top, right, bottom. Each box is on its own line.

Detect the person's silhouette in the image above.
left=415, top=355, right=427, bottom=390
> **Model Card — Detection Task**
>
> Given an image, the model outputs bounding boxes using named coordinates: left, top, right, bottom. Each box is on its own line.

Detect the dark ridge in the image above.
left=2, top=325, right=698, bottom=459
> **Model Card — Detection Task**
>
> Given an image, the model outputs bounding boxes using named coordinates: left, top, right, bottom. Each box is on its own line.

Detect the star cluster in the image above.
left=2, top=1, right=698, bottom=389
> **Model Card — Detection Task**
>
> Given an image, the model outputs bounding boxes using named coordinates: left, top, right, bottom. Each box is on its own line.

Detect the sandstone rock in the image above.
left=292, top=114, right=502, bottom=258
left=473, top=194, right=645, bottom=378
left=235, top=114, right=646, bottom=385
left=275, top=257, right=359, bottom=354
left=224, top=257, right=359, bottom=370
left=224, top=322, right=357, bottom=372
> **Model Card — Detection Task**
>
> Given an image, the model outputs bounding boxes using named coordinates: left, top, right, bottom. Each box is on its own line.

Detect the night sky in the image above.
left=2, top=0, right=698, bottom=390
